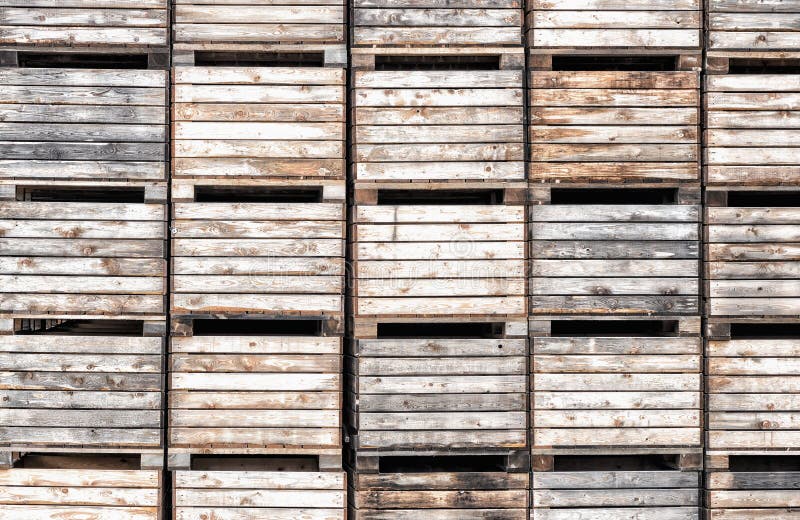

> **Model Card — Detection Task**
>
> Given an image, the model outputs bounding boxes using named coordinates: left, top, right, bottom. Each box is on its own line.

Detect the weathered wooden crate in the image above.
left=705, top=188, right=800, bottom=318
left=529, top=55, right=701, bottom=184
left=531, top=317, right=702, bottom=452
left=0, top=67, right=168, bottom=183
left=0, top=1, right=168, bottom=48
left=352, top=49, right=525, bottom=184
left=349, top=455, right=530, bottom=520
left=168, top=317, right=343, bottom=460
left=533, top=458, right=701, bottom=520
left=348, top=319, right=527, bottom=453
left=352, top=1, right=523, bottom=46
left=708, top=0, right=800, bottom=51
left=173, top=1, right=344, bottom=46
left=174, top=469, right=346, bottom=520
left=530, top=185, right=701, bottom=316
left=0, top=453, right=163, bottom=518
left=527, top=0, right=702, bottom=49
left=352, top=187, right=527, bottom=320
left=706, top=456, right=800, bottom=520
left=170, top=180, right=345, bottom=319
left=172, top=66, right=345, bottom=181
left=705, top=57, right=800, bottom=186
left=0, top=184, right=167, bottom=319
left=707, top=321, right=800, bottom=454
left=0, top=318, right=165, bottom=455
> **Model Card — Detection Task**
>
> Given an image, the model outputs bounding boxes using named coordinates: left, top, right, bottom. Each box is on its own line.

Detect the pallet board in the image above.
left=533, top=469, right=701, bottom=519
left=0, top=467, right=162, bottom=519
left=0, top=68, right=168, bottom=183
left=705, top=70, right=800, bottom=186
left=350, top=470, right=530, bottom=520
left=527, top=0, right=702, bottom=49
left=353, top=68, right=525, bottom=183
left=531, top=318, right=702, bottom=451
left=530, top=68, right=701, bottom=184
left=0, top=194, right=167, bottom=317
left=173, top=1, right=345, bottom=45
left=0, top=1, right=168, bottom=48
left=708, top=331, right=800, bottom=452
left=530, top=187, right=701, bottom=316
left=352, top=2, right=523, bottom=46
left=352, top=198, right=527, bottom=318
left=172, top=66, right=346, bottom=181
left=707, top=469, right=800, bottom=519
left=169, top=334, right=342, bottom=453
left=348, top=321, right=528, bottom=452
left=705, top=191, right=800, bottom=318
left=0, top=324, right=164, bottom=451
left=709, top=0, right=800, bottom=51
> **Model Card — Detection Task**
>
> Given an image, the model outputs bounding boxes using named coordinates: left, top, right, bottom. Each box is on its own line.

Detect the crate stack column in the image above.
left=0, top=3, right=170, bottom=516
left=168, top=7, right=348, bottom=519
left=349, top=3, right=529, bottom=518
left=705, top=12, right=800, bottom=517
left=528, top=2, right=704, bottom=518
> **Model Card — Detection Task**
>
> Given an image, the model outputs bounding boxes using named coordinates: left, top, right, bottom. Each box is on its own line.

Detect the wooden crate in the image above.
left=709, top=1, right=800, bottom=51
left=170, top=180, right=345, bottom=318
left=527, top=1, right=702, bottom=49
left=352, top=2, right=523, bottom=46
left=533, top=465, right=701, bottom=520
left=705, top=188, right=800, bottom=318
left=173, top=1, right=344, bottom=46
left=349, top=456, right=530, bottom=520
left=168, top=318, right=343, bottom=458
left=0, top=318, right=165, bottom=453
left=0, top=67, right=167, bottom=183
left=174, top=470, right=345, bottom=520
left=352, top=188, right=527, bottom=319
left=0, top=184, right=167, bottom=318
left=531, top=317, right=702, bottom=452
left=0, top=1, right=168, bottom=48
left=529, top=56, right=701, bottom=184
left=707, top=321, right=800, bottom=453
left=705, top=58, right=800, bottom=186
left=348, top=319, right=527, bottom=453
left=172, top=66, right=345, bottom=181
left=352, top=50, right=525, bottom=184
left=530, top=185, right=701, bottom=316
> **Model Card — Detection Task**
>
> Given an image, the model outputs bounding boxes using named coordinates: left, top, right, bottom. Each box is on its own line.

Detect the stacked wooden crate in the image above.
left=704, top=48, right=800, bottom=516
left=528, top=17, right=703, bottom=519
left=0, top=6, right=169, bottom=512
left=349, top=6, right=529, bottom=517
left=167, top=10, right=347, bottom=518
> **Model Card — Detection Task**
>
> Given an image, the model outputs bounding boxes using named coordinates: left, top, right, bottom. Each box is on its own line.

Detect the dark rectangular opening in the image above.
left=190, top=455, right=318, bottom=472
left=194, top=186, right=323, bottom=203
left=378, top=455, right=506, bottom=473
left=550, top=320, right=679, bottom=337
left=551, top=55, right=678, bottom=72
left=16, top=453, right=141, bottom=470
left=17, top=52, right=150, bottom=69
left=728, top=58, right=800, bottom=74
left=549, top=188, right=678, bottom=205
left=16, top=319, right=144, bottom=336
left=554, top=455, right=678, bottom=472
left=18, top=186, right=144, bottom=203
left=729, top=456, right=800, bottom=472
left=376, top=55, right=500, bottom=71
left=193, top=51, right=324, bottom=67
left=190, top=319, right=323, bottom=336
left=377, top=322, right=504, bottom=339
left=377, top=189, right=504, bottom=205
left=730, top=323, right=800, bottom=339
left=727, top=191, right=800, bottom=207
